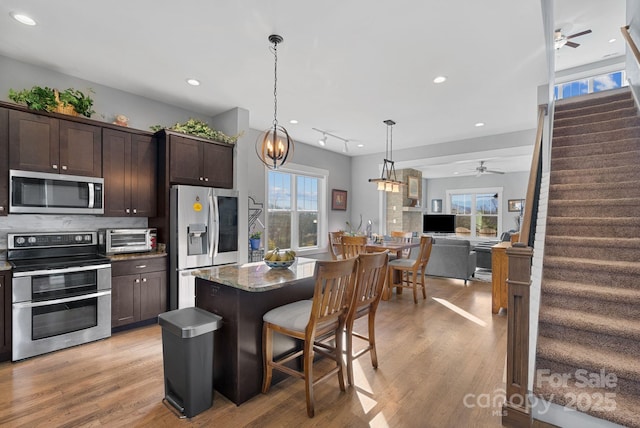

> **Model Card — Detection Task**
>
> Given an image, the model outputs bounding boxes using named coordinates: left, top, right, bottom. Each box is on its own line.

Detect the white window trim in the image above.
left=445, top=187, right=503, bottom=238
left=264, top=163, right=329, bottom=255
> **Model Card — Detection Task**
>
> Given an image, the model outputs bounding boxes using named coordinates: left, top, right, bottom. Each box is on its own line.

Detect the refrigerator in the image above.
left=170, top=185, right=239, bottom=309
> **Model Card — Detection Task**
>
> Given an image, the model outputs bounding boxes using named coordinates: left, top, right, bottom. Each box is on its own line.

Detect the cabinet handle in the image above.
left=142, top=278, right=147, bottom=283
left=52, top=164, right=58, bottom=169
left=133, top=208, right=137, bottom=214
left=135, top=278, right=140, bottom=283
left=204, top=177, right=209, bottom=182
left=0, top=206, right=4, bottom=212
left=62, top=165, right=67, bottom=170
left=126, top=208, right=130, bottom=214
left=199, top=177, right=204, bottom=181
left=136, top=265, right=147, bottom=269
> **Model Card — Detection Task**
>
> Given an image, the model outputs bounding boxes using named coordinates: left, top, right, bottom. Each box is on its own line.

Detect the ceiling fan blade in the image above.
left=565, top=41, right=580, bottom=48
left=485, top=170, right=505, bottom=174
left=567, top=29, right=592, bottom=39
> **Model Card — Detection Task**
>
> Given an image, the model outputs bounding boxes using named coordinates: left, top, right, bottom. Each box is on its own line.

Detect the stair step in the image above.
left=536, top=335, right=640, bottom=382
left=552, top=138, right=640, bottom=159
left=554, top=105, right=638, bottom=127
left=552, top=127, right=640, bottom=148
left=542, top=279, right=640, bottom=306
left=544, top=236, right=640, bottom=262
left=550, top=164, right=640, bottom=185
left=555, top=88, right=632, bottom=112
left=545, top=216, right=640, bottom=238
left=554, top=97, right=635, bottom=120
left=549, top=181, right=640, bottom=200
left=541, top=288, right=640, bottom=320
left=543, top=256, right=640, bottom=289
left=552, top=150, right=640, bottom=171
left=547, top=198, right=640, bottom=218
left=554, top=116, right=640, bottom=137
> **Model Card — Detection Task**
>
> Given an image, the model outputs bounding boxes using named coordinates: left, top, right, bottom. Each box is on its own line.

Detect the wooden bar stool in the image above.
left=340, top=235, right=367, bottom=259
left=387, top=236, right=433, bottom=303
left=345, top=251, right=389, bottom=386
left=328, top=231, right=344, bottom=260
left=391, top=231, right=413, bottom=258
left=261, top=258, right=358, bottom=417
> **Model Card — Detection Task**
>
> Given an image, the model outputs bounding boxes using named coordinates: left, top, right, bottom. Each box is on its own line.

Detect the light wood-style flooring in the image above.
left=0, top=275, right=507, bottom=427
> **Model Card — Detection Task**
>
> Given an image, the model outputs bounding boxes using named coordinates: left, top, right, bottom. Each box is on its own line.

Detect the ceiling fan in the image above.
left=476, top=161, right=504, bottom=176
left=554, top=28, right=592, bottom=50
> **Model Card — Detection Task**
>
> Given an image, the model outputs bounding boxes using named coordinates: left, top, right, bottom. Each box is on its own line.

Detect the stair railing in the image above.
left=502, top=103, right=546, bottom=427
left=621, top=25, right=640, bottom=67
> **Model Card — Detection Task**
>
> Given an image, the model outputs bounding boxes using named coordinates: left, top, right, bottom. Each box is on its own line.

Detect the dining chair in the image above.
left=328, top=231, right=345, bottom=260
left=391, top=231, right=413, bottom=258
left=340, top=235, right=368, bottom=259
left=345, top=251, right=389, bottom=386
left=387, top=235, right=433, bottom=303
left=261, top=258, right=359, bottom=417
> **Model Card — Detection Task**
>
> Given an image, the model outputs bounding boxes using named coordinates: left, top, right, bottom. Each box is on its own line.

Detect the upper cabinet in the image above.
left=9, top=110, right=101, bottom=177
left=166, top=132, right=233, bottom=188
left=102, top=128, right=157, bottom=217
left=0, top=108, right=8, bottom=216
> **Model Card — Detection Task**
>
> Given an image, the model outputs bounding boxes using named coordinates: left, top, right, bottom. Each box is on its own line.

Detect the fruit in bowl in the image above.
left=264, top=248, right=296, bottom=269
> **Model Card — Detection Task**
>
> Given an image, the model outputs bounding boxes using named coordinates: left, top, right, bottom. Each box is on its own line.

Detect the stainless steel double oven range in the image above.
left=8, top=231, right=112, bottom=361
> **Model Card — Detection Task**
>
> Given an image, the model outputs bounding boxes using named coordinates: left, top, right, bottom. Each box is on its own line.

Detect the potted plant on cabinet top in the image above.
left=8, top=86, right=95, bottom=117
left=150, top=118, right=243, bottom=144
left=249, top=231, right=262, bottom=250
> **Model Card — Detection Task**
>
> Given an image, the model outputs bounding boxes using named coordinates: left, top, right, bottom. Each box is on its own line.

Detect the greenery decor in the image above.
left=150, top=118, right=242, bottom=144
left=8, top=86, right=95, bottom=117
left=250, top=231, right=262, bottom=239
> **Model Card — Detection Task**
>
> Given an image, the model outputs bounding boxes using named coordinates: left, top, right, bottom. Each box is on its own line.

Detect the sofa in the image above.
left=424, top=238, right=477, bottom=284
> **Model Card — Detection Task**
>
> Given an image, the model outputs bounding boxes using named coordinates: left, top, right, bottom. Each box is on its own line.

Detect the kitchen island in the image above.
left=193, top=258, right=317, bottom=405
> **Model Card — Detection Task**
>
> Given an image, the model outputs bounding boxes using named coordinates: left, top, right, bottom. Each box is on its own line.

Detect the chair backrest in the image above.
left=419, top=236, right=434, bottom=268
left=328, top=231, right=344, bottom=260
left=391, top=231, right=413, bottom=257
left=341, top=235, right=367, bottom=259
left=308, top=258, right=359, bottom=332
left=348, top=251, right=389, bottom=322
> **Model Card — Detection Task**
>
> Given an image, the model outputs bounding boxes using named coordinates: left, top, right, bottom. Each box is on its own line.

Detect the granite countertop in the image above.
left=193, top=257, right=317, bottom=292
left=108, top=251, right=167, bottom=262
left=0, top=261, right=11, bottom=272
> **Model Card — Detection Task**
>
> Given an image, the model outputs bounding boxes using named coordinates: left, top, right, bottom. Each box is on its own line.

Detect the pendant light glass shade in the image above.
left=368, top=119, right=405, bottom=192
left=256, top=34, right=294, bottom=169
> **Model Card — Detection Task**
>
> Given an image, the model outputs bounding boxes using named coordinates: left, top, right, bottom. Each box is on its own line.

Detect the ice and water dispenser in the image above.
left=187, top=224, right=208, bottom=255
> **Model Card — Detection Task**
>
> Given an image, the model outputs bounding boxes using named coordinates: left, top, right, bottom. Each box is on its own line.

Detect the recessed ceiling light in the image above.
left=453, top=172, right=460, bottom=175
left=475, top=122, right=485, bottom=127
left=433, top=76, right=447, bottom=84
left=10, top=12, right=36, bottom=26
left=186, top=78, right=200, bottom=86
left=608, top=38, right=617, bottom=43
left=289, top=119, right=298, bottom=124
left=357, top=143, right=364, bottom=148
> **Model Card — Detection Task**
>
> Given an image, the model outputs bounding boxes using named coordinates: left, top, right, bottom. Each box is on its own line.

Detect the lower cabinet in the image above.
left=111, top=255, right=167, bottom=328
left=0, top=271, right=11, bottom=362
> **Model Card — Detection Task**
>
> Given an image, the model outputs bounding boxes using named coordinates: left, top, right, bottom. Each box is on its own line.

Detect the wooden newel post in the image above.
left=502, top=243, right=533, bottom=427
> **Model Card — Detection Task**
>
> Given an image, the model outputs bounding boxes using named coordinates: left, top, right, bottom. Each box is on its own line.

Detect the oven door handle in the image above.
left=12, top=263, right=112, bottom=278
left=13, top=290, right=112, bottom=309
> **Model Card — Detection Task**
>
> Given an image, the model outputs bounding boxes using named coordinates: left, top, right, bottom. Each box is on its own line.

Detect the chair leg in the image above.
left=262, top=323, right=273, bottom=393
left=335, top=325, right=346, bottom=392
left=304, top=337, right=315, bottom=417
left=346, top=322, right=354, bottom=386
left=368, top=312, right=378, bottom=369
left=412, top=271, right=418, bottom=304
left=421, top=272, right=427, bottom=299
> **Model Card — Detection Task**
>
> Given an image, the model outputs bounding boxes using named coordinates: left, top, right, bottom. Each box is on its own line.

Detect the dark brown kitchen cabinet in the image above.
left=0, top=108, right=8, bottom=216
left=102, top=129, right=157, bottom=217
left=8, top=110, right=101, bottom=177
left=168, top=133, right=233, bottom=188
left=0, top=272, right=11, bottom=362
left=111, top=255, right=166, bottom=328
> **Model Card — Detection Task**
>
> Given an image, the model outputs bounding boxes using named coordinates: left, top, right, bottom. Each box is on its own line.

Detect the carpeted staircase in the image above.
left=534, top=87, right=640, bottom=428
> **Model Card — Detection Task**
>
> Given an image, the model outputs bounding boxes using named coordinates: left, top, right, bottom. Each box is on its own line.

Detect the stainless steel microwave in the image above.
left=98, top=228, right=157, bottom=255
left=10, top=170, right=104, bottom=214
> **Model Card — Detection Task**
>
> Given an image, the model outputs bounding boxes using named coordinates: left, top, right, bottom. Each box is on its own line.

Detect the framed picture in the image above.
left=332, top=189, right=347, bottom=211
left=508, top=199, right=525, bottom=212
left=408, top=176, right=419, bottom=199
left=431, top=199, right=442, bottom=213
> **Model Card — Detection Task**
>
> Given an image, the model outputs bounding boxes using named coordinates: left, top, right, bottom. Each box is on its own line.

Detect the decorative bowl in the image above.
left=264, top=259, right=295, bottom=269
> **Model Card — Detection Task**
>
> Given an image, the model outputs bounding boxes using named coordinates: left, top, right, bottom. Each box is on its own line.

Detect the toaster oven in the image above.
left=98, top=228, right=156, bottom=255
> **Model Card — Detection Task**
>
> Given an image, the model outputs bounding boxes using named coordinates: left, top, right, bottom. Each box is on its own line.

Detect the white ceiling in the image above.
left=0, top=1, right=627, bottom=179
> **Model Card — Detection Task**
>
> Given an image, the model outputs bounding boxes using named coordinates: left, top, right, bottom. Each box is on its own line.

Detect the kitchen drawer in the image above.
left=111, top=255, right=167, bottom=276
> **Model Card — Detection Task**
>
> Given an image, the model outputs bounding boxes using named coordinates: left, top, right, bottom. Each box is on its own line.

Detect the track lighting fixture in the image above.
left=312, top=127, right=352, bottom=152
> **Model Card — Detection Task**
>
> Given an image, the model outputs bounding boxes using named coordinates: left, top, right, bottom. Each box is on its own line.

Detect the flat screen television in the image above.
left=423, top=214, right=456, bottom=234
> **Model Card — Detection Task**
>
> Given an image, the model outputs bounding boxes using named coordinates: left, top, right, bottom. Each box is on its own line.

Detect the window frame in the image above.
left=264, top=163, right=328, bottom=255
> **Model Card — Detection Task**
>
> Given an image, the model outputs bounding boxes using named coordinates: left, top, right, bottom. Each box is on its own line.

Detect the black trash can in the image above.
left=158, top=307, right=222, bottom=418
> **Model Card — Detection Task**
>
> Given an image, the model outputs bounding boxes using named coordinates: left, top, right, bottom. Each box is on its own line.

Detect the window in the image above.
left=266, top=165, right=327, bottom=253
left=554, top=71, right=627, bottom=100
left=447, top=189, right=501, bottom=238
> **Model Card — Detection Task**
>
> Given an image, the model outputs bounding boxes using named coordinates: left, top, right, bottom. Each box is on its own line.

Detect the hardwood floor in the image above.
left=0, top=276, right=507, bottom=427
